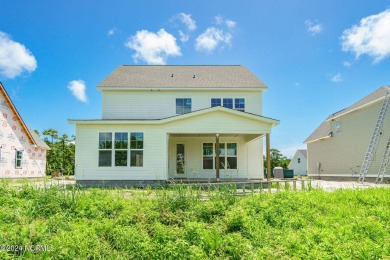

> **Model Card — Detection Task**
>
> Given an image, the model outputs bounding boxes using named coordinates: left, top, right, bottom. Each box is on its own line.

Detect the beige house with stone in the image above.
left=304, top=86, right=390, bottom=181
left=69, top=65, right=279, bottom=186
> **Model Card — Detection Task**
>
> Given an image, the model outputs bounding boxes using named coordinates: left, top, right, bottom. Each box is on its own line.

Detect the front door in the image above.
left=175, top=143, right=186, bottom=176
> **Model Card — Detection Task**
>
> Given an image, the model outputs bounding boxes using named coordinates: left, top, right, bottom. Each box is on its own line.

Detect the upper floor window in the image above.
left=211, top=98, right=221, bottom=107
left=335, top=120, right=341, bottom=133
left=298, top=158, right=301, bottom=164
left=234, top=98, right=245, bottom=111
left=223, top=98, right=233, bottom=109
left=176, top=98, right=192, bottom=114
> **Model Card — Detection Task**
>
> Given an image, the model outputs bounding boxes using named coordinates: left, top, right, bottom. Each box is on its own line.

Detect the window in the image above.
left=15, top=150, right=23, bottom=169
left=115, top=132, right=128, bottom=166
left=223, top=98, right=233, bottom=109
left=298, top=158, right=301, bottom=163
left=99, top=132, right=112, bottom=167
left=203, top=143, right=213, bottom=169
left=98, top=132, right=144, bottom=167
left=130, top=133, right=143, bottom=167
left=202, top=143, right=237, bottom=170
left=335, top=120, right=341, bottom=133
left=211, top=98, right=221, bottom=107
left=176, top=98, right=192, bottom=114
left=234, top=98, right=245, bottom=111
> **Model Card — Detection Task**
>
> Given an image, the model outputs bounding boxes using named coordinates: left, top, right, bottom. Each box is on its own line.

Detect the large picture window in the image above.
left=99, top=132, right=112, bottom=167
left=15, top=150, right=23, bottom=169
left=176, top=98, right=192, bottom=114
left=202, top=143, right=237, bottom=170
left=98, top=132, right=144, bottom=167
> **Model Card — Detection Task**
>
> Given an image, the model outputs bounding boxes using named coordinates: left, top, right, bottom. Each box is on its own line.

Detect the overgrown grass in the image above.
left=0, top=182, right=389, bottom=259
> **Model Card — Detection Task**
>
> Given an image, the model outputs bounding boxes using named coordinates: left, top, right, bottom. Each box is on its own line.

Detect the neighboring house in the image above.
left=288, top=149, right=307, bottom=176
left=304, top=86, right=390, bottom=181
left=0, top=83, right=50, bottom=178
left=69, top=65, right=279, bottom=186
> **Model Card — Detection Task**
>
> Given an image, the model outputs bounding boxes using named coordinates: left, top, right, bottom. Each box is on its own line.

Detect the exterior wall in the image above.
left=307, top=101, right=390, bottom=179
left=0, top=98, right=46, bottom=178
left=75, top=124, right=168, bottom=181
left=168, top=136, right=263, bottom=179
left=102, top=90, right=263, bottom=119
left=75, top=110, right=273, bottom=181
left=288, top=151, right=307, bottom=176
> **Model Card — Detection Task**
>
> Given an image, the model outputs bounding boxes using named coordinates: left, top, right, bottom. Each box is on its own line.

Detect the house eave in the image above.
left=326, top=96, right=385, bottom=121
left=97, top=87, right=265, bottom=92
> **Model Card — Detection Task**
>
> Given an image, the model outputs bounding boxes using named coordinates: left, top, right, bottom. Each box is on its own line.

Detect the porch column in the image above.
left=215, top=133, right=220, bottom=180
left=266, top=133, right=271, bottom=180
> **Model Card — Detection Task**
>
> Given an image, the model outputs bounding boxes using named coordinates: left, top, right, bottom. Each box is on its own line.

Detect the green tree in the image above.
left=43, top=129, right=75, bottom=176
left=42, top=128, right=58, bottom=144
left=264, top=148, right=291, bottom=171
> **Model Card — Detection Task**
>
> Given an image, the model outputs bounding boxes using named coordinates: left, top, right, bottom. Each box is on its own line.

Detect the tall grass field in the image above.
left=0, top=182, right=389, bottom=259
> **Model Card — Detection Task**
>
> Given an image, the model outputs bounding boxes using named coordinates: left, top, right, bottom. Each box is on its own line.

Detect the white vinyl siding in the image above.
left=74, top=109, right=272, bottom=181
left=307, top=101, right=390, bottom=178
left=102, top=90, right=262, bottom=119
left=288, top=151, right=308, bottom=176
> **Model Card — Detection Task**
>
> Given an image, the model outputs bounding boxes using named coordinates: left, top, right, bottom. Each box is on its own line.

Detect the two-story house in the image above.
left=0, top=82, right=50, bottom=178
left=69, top=65, right=279, bottom=186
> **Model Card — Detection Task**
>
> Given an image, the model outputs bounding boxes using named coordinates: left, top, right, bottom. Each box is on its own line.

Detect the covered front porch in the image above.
left=167, top=132, right=271, bottom=180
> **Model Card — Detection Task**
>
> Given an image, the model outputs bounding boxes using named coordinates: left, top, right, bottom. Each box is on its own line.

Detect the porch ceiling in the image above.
left=169, top=133, right=263, bottom=142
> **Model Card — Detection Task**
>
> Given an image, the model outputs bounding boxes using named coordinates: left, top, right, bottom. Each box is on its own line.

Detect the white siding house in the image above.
left=0, top=83, right=50, bottom=178
left=304, top=86, right=390, bottom=181
left=288, top=150, right=307, bottom=176
left=69, top=65, right=279, bottom=186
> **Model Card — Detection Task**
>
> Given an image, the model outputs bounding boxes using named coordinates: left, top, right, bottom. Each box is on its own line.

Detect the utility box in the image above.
left=283, top=169, right=294, bottom=178
left=273, top=167, right=284, bottom=178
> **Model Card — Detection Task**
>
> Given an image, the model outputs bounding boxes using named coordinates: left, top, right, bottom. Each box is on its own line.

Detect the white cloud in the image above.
left=195, top=27, right=232, bottom=53
left=305, top=20, right=323, bottom=35
left=68, top=80, right=88, bottom=103
left=343, top=61, right=353, bottom=68
left=0, top=32, right=37, bottom=79
left=331, top=73, right=343, bottom=83
left=341, top=8, right=390, bottom=63
left=215, top=16, right=223, bottom=25
left=125, top=29, right=181, bottom=65
left=179, top=30, right=189, bottom=42
left=176, top=13, right=196, bottom=31
left=226, top=20, right=236, bottom=29
left=107, top=28, right=116, bottom=36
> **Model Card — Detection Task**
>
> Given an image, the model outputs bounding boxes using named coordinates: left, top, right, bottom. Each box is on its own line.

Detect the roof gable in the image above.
left=98, top=65, right=268, bottom=89
left=305, top=86, right=390, bottom=144
left=0, top=82, right=50, bottom=150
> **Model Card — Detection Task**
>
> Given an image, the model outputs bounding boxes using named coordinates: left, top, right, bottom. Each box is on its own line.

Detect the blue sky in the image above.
left=1, top=0, right=390, bottom=157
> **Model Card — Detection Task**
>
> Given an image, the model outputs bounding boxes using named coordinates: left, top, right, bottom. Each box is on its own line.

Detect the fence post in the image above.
left=301, top=180, right=305, bottom=190
left=260, top=182, right=263, bottom=193
left=293, top=181, right=297, bottom=191
left=268, top=181, right=271, bottom=193
left=251, top=182, right=254, bottom=194
left=276, top=181, right=280, bottom=192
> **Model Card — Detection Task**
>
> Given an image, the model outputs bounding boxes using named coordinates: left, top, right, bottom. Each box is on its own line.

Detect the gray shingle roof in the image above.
left=98, top=65, right=268, bottom=89
left=305, top=86, right=390, bottom=143
left=26, top=125, right=50, bottom=150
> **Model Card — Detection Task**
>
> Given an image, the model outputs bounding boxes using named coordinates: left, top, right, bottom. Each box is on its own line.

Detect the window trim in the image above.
left=98, top=132, right=144, bottom=168
left=202, top=142, right=238, bottom=170
left=176, top=98, right=192, bottom=115
left=98, top=132, right=113, bottom=167
left=15, top=150, right=23, bottom=169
